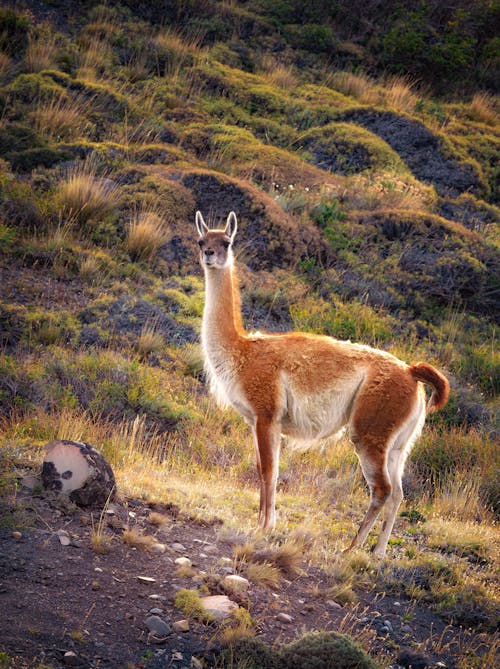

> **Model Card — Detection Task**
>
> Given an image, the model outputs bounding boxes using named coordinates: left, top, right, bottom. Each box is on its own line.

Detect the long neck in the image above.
left=202, top=264, right=245, bottom=348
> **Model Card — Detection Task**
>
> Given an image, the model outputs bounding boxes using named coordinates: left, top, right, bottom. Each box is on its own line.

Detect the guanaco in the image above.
left=195, top=210, right=449, bottom=557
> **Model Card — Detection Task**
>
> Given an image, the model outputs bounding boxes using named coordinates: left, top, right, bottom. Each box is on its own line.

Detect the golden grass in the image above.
left=31, top=94, right=90, bottom=141
left=382, top=74, right=420, bottom=113
left=330, top=71, right=380, bottom=105
left=125, top=209, right=170, bottom=262
left=469, top=92, right=499, bottom=126
left=122, top=527, right=157, bottom=550
left=25, top=32, right=58, bottom=72
left=135, top=323, right=165, bottom=358
left=148, top=511, right=170, bottom=527
left=57, top=158, right=120, bottom=225
left=260, top=55, right=298, bottom=90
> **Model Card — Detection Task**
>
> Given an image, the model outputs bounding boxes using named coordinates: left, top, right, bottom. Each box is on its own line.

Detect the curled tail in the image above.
left=410, top=362, right=450, bottom=414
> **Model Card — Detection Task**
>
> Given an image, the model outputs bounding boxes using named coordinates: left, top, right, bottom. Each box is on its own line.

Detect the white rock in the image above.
left=150, top=543, right=166, bottom=555
left=222, top=574, right=250, bottom=592
left=175, top=557, right=192, bottom=567
left=326, top=600, right=342, bottom=610
left=137, top=575, right=156, bottom=583
left=57, top=530, right=71, bottom=546
left=199, top=595, right=238, bottom=621
left=276, top=612, right=293, bottom=624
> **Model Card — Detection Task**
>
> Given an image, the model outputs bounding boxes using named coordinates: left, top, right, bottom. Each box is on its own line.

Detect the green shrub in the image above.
left=225, top=637, right=280, bottom=669
left=6, top=147, right=73, bottom=172
left=0, top=8, right=31, bottom=57
left=280, top=631, right=376, bottom=669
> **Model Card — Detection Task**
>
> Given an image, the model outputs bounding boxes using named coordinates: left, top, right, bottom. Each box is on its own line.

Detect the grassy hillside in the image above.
left=0, top=2, right=499, bottom=667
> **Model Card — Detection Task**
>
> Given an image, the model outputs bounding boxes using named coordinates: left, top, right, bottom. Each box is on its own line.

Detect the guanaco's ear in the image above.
left=225, top=211, right=238, bottom=242
left=195, top=211, right=209, bottom=237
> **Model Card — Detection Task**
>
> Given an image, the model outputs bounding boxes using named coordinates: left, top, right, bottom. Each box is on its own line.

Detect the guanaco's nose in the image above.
left=204, top=249, right=214, bottom=257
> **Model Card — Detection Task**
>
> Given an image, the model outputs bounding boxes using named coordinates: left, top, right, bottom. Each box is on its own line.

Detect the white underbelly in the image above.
left=281, top=372, right=364, bottom=449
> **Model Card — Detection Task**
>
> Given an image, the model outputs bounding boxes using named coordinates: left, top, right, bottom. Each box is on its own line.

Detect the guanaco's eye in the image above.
left=197, top=240, right=204, bottom=248
left=222, top=240, right=230, bottom=249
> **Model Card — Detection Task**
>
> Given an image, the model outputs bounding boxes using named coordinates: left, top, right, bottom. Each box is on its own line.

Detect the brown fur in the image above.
left=195, top=211, right=450, bottom=558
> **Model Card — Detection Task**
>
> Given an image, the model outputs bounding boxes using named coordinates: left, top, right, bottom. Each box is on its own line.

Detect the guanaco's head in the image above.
left=195, top=211, right=238, bottom=270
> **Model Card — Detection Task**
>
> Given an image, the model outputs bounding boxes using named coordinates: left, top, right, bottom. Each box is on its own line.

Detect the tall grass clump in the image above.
left=125, top=209, right=169, bottom=262
left=31, top=94, right=90, bottom=141
left=468, top=92, right=499, bottom=126
left=382, top=74, right=420, bottom=113
left=57, top=158, right=120, bottom=226
left=25, top=31, right=58, bottom=72
left=330, top=71, right=379, bottom=105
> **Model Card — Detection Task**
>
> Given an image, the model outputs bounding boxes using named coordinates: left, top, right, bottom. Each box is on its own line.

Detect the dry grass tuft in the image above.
left=148, top=511, right=170, bottom=527
left=125, top=209, right=169, bottom=262
left=330, top=71, right=380, bottom=105
left=57, top=158, right=120, bottom=225
left=260, top=55, right=298, bottom=90
left=31, top=94, right=90, bottom=141
left=135, top=322, right=165, bottom=358
left=469, top=92, right=499, bottom=126
left=245, top=561, right=282, bottom=589
left=25, top=32, right=58, bottom=72
left=382, top=74, right=420, bottom=112
left=122, top=527, right=156, bottom=551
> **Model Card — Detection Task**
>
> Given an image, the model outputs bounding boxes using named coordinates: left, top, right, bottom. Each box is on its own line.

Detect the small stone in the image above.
left=435, top=664, right=447, bottom=668
left=171, top=543, right=186, bottom=552
left=57, top=529, right=71, bottom=546
left=148, top=594, right=167, bottom=601
left=11, top=531, right=22, bottom=540
left=222, top=574, right=250, bottom=592
left=91, top=580, right=100, bottom=590
left=94, top=567, right=103, bottom=573
left=63, top=651, right=80, bottom=666
left=175, top=557, right=192, bottom=567
left=276, top=613, right=293, bottom=624
left=393, top=601, right=401, bottom=607
left=149, top=608, right=163, bottom=615
left=219, top=557, right=233, bottom=566
left=150, top=543, right=167, bottom=555
left=202, top=543, right=217, bottom=553
left=137, top=576, right=156, bottom=583
left=383, top=620, right=394, bottom=633
left=173, top=619, right=190, bottom=633
left=145, top=615, right=171, bottom=637
left=326, top=599, right=342, bottom=610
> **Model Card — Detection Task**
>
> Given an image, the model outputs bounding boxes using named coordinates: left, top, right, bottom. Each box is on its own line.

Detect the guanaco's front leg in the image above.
left=254, top=417, right=281, bottom=531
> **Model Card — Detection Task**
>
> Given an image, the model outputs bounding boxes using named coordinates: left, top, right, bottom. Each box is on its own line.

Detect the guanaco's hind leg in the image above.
left=347, top=368, right=419, bottom=555
left=253, top=417, right=281, bottom=530
left=373, top=390, right=426, bottom=557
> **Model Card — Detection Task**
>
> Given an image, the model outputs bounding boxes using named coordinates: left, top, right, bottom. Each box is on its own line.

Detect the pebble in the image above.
left=145, top=615, right=171, bottom=637
left=326, top=599, right=342, bottom=610
left=172, top=619, right=190, bottom=633
left=383, top=620, right=394, bottom=633
left=199, top=595, right=238, bottom=621
left=11, top=531, right=22, bottom=540
left=174, top=557, right=192, bottom=567
left=149, top=608, right=163, bottom=615
left=150, top=543, right=167, bottom=555
left=137, top=576, right=156, bottom=583
left=148, top=594, right=167, bottom=601
left=57, top=530, right=71, bottom=546
left=63, top=651, right=80, bottom=666
left=276, top=612, right=293, bottom=624
left=171, top=543, right=186, bottom=552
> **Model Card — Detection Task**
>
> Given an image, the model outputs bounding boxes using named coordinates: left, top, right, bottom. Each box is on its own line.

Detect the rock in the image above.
left=149, top=608, right=163, bottom=615
left=172, top=619, right=190, bottom=633
left=326, top=599, right=342, bottom=610
left=137, top=576, right=156, bottom=583
left=11, top=531, right=22, bottom=540
left=174, top=557, right=192, bottom=567
left=222, top=574, right=250, bottom=593
left=171, top=542, right=187, bottom=552
left=41, top=440, right=116, bottom=507
left=383, top=620, right=394, bottom=633
left=199, top=595, right=238, bottom=621
left=276, top=612, right=293, bottom=624
left=57, top=529, right=71, bottom=546
left=398, top=648, right=434, bottom=669
left=148, top=594, right=167, bottom=602
left=21, top=474, right=39, bottom=490
left=145, top=615, right=171, bottom=637
left=150, top=543, right=167, bottom=555
left=63, top=651, right=80, bottom=666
